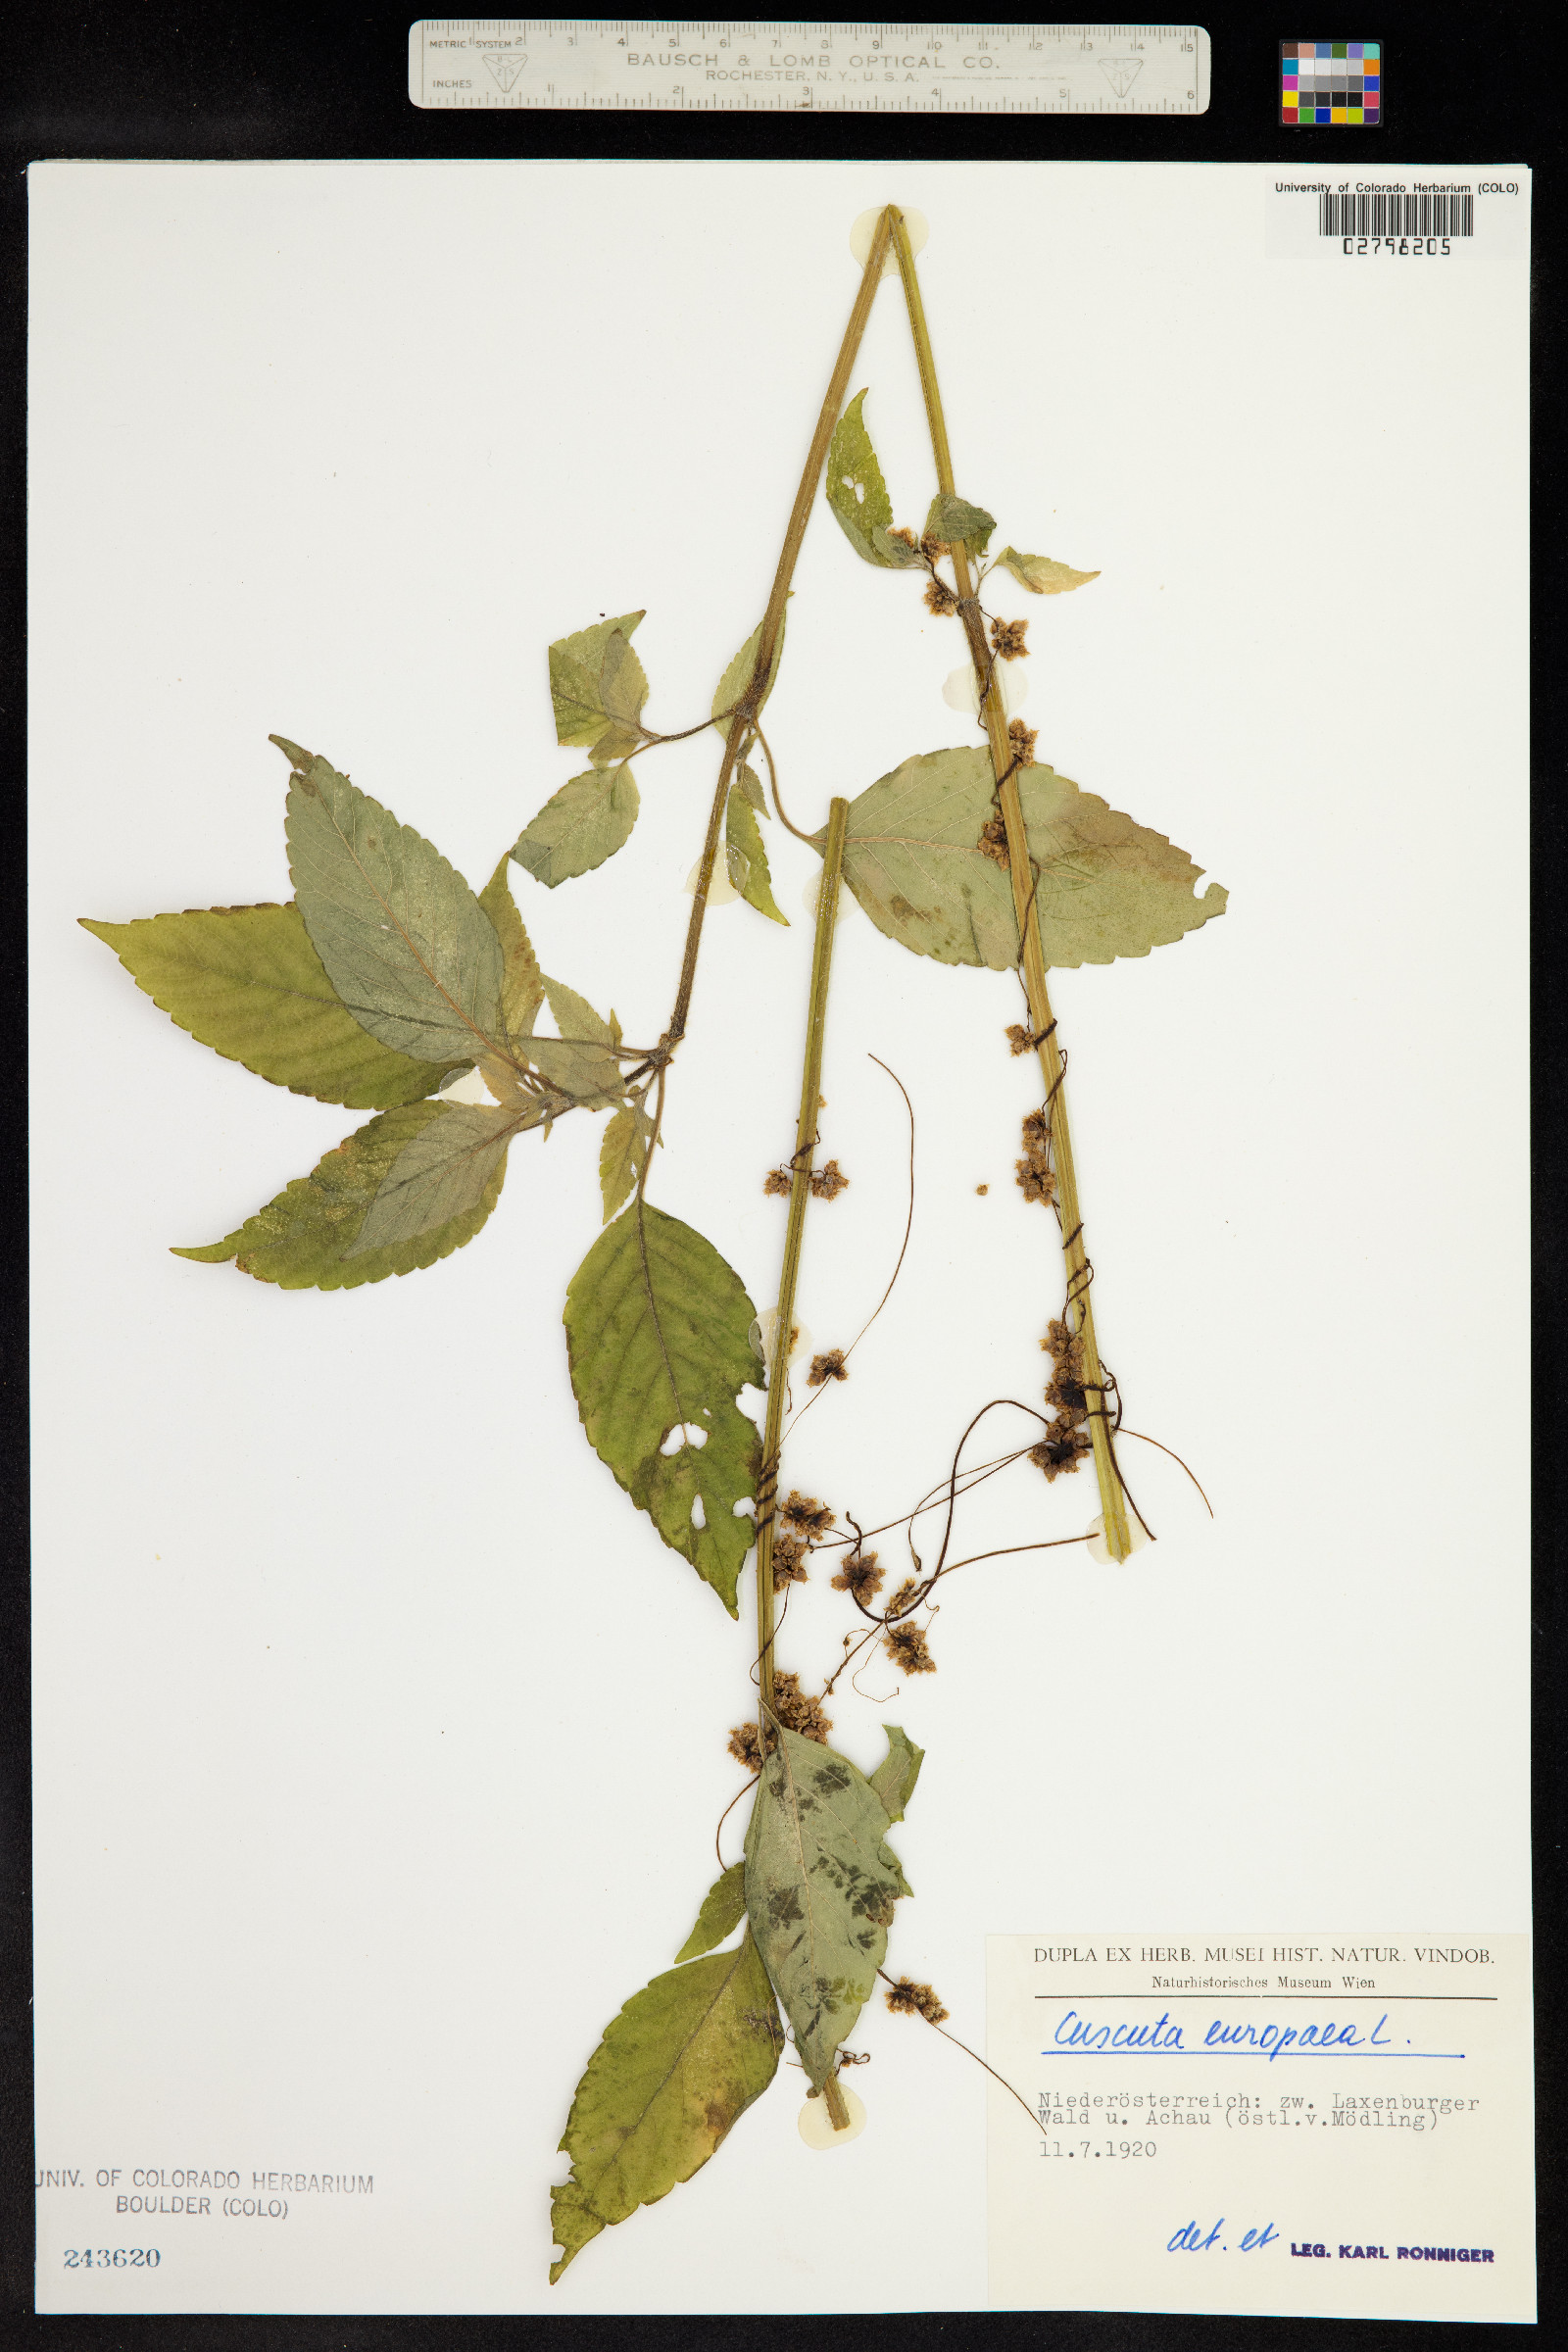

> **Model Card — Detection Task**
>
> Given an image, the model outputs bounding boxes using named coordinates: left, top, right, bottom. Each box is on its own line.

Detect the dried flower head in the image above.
left=771, top=1532, right=809, bottom=1592
left=762, top=1166, right=792, bottom=1198
left=1043, top=1316, right=1081, bottom=1369
left=771, top=1671, right=833, bottom=1745
left=808, top=1348, right=848, bottom=1388
left=976, top=1183, right=989, bottom=1196
left=990, top=616, right=1029, bottom=661
left=921, top=532, right=950, bottom=561
left=809, top=1158, right=850, bottom=1200
left=727, top=1721, right=776, bottom=1772
left=781, top=1492, right=836, bottom=1540
left=830, top=1548, right=884, bottom=1604
left=1015, top=1156, right=1056, bottom=1206
left=1008, top=717, right=1038, bottom=767
left=1021, top=1108, right=1053, bottom=1166
left=976, top=810, right=1010, bottom=868
left=884, top=1977, right=950, bottom=2025
left=1029, top=1422, right=1093, bottom=1482
left=886, top=1575, right=923, bottom=1618
left=923, top=575, right=959, bottom=616
left=887, top=525, right=918, bottom=552
left=1005, top=1023, right=1035, bottom=1057
left=885, top=1623, right=936, bottom=1675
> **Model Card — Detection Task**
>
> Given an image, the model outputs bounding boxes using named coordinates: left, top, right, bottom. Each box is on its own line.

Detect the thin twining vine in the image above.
left=79, top=201, right=1226, bottom=2282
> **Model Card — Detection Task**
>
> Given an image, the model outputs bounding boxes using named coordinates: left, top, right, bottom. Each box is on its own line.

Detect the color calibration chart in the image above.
left=1281, top=40, right=1381, bottom=126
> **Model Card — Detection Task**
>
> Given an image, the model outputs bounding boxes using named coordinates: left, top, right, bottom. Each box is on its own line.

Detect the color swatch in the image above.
left=1281, top=40, right=1382, bottom=125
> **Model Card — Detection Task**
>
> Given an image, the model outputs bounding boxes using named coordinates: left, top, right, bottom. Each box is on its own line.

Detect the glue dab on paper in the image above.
left=684, top=855, right=741, bottom=904
left=802, top=868, right=856, bottom=925
left=850, top=206, right=928, bottom=277
left=798, top=2085, right=867, bottom=2148
left=751, top=1307, right=812, bottom=1370
left=944, top=661, right=1030, bottom=717
left=1085, top=1512, right=1152, bottom=1565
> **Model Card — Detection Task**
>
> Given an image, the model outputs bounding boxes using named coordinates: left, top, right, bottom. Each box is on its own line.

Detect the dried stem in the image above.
left=666, top=211, right=893, bottom=1049
left=756, top=799, right=850, bottom=1713
left=889, top=210, right=1133, bottom=1563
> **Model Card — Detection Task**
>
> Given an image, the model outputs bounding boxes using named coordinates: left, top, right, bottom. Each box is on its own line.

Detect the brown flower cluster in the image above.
left=1008, top=717, right=1038, bottom=767
left=990, top=616, right=1029, bottom=661
left=975, top=809, right=1010, bottom=869
left=830, top=1547, right=884, bottom=1605
left=782, top=1492, right=836, bottom=1540
left=887, top=526, right=918, bottom=553
left=1005, top=1023, right=1035, bottom=1057
left=920, top=532, right=950, bottom=561
left=771, top=1671, right=833, bottom=1745
left=886, top=1575, right=923, bottom=1618
left=1015, top=1102, right=1057, bottom=1207
left=762, top=1166, right=792, bottom=1197
left=809, top=1158, right=850, bottom=1200
left=884, top=1977, right=950, bottom=2025
left=771, top=1530, right=809, bottom=1592
left=885, top=1622, right=936, bottom=1675
left=1029, top=1313, right=1092, bottom=1482
left=726, top=1720, right=776, bottom=1772
left=923, top=575, right=959, bottom=616
left=807, top=1348, right=847, bottom=1388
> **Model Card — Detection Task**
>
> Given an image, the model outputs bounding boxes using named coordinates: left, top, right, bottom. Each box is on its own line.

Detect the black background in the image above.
left=1, top=3, right=1559, bottom=2346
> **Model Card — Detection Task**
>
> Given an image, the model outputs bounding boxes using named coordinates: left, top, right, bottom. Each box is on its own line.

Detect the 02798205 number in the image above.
left=63, top=2248, right=162, bottom=2268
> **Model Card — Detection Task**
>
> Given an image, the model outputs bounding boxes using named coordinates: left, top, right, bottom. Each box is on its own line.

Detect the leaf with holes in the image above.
left=829, top=746, right=1227, bottom=971
left=78, top=902, right=461, bottom=1108
left=279, top=742, right=504, bottom=1064
left=564, top=1203, right=763, bottom=1611
left=824, top=390, right=923, bottom=569
left=549, top=1930, right=780, bottom=2284
left=675, top=1862, right=747, bottom=1963
left=512, top=764, right=640, bottom=889
left=744, top=1728, right=908, bottom=2091
left=172, top=1101, right=515, bottom=1289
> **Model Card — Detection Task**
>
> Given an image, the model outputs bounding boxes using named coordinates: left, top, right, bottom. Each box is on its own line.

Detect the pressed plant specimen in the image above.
left=80, top=205, right=1226, bottom=2278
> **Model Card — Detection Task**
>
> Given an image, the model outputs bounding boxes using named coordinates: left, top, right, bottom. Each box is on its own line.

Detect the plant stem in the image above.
left=756, top=797, right=850, bottom=1711
left=666, top=211, right=893, bottom=1050
left=889, top=210, right=1132, bottom=1563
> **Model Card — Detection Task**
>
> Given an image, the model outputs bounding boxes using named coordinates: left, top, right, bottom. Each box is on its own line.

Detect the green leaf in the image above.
left=744, top=1728, right=908, bottom=2092
left=533, top=976, right=625, bottom=1106
left=923, top=492, right=996, bottom=556
left=281, top=747, right=504, bottom=1064
left=824, top=390, right=923, bottom=569
left=736, top=763, right=768, bottom=818
left=79, top=903, right=459, bottom=1109
left=599, top=630, right=649, bottom=727
left=831, top=746, right=1227, bottom=971
left=710, top=607, right=787, bottom=737
left=994, top=546, right=1101, bottom=596
left=512, top=765, right=640, bottom=889
left=599, top=1100, right=655, bottom=1225
left=549, top=1931, right=780, bottom=2285
left=868, top=1725, right=925, bottom=1826
left=564, top=1202, right=763, bottom=1613
left=586, top=722, right=643, bottom=771
left=172, top=1101, right=512, bottom=1289
left=349, top=1102, right=518, bottom=1259
left=725, top=785, right=788, bottom=926
left=548, top=611, right=647, bottom=750
left=478, top=858, right=545, bottom=1041
left=675, top=1862, right=747, bottom=1963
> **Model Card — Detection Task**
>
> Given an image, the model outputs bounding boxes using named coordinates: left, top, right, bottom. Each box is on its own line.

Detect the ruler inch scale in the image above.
left=409, top=22, right=1211, bottom=113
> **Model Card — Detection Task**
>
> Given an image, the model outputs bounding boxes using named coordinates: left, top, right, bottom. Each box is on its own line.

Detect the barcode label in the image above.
left=1319, top=191, right=1474, bottom=237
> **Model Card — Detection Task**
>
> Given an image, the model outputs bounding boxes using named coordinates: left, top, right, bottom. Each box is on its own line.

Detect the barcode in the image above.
left=1319, top=192, right=1474, bottom=238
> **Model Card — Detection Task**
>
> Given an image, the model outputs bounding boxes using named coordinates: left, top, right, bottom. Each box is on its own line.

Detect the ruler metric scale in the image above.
left=409, top=22, right=1211, bottom=112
